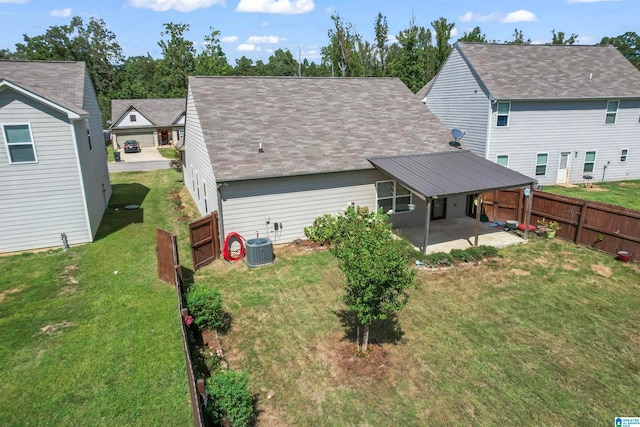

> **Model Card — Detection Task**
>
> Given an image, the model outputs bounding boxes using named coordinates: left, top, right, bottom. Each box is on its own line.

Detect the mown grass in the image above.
left=544, top=180, right=640, bottom=211
left=0, top=170, right=191, bottom=426
left=158, top=147, right=179, bottom=160
left=195, top=239, right=640, bottom=425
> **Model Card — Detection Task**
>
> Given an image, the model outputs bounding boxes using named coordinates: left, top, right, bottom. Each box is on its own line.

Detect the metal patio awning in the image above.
left=368, top=150, right=536, bottom=253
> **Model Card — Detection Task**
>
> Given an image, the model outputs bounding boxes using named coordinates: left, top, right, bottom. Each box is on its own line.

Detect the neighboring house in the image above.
left=110, top=98, right=185, bottom=150
left=0, top=60, right=111, bottom=253
left=423, top=43, right=640, bottom=186
left=184, top=77, right=533, bottom=248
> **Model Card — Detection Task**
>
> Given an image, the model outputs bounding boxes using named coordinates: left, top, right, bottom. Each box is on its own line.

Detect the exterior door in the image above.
left=556, top=152, right=571, bottom=184
left=431, top=198, right=447, bottom=220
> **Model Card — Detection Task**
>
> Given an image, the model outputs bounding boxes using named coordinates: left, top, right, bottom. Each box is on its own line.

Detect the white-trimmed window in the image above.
left=85, top=119, right=92, bottom=151
left=496, top=154, right=509, bottom=167
left=535, top=153, right=548, bottom=176
left=584, top=151, right=596, bottom=173
left=376, top=180, right=412, bottom=213
left=605, top=100, right=619, bottom=124
left=496, top=102, right=510, bottom=127
left=621, top=149, right=629, bottom=162
left=191, top=166, right=195, bottom=191
left=203, top=180, right=208, bottom=212
left=3, top=123, right=37, bottom=164
left=196, top=172, right=200, bottom=200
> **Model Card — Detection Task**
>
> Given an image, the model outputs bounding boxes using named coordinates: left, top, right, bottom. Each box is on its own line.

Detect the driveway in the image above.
left=109, top=147, right=172, bottom=173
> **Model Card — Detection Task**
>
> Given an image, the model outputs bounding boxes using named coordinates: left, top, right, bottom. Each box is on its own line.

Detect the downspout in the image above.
left=217, top=183, right=226, bottom=251
left=422, top=198, right=432, bottom=254
left=485, top=98, right=494, bottom=159
left=69, top=117, right=94, bottom=242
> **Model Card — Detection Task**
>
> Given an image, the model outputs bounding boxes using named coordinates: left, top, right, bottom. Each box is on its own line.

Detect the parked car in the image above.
left=123, top=140, right=141, bottom=153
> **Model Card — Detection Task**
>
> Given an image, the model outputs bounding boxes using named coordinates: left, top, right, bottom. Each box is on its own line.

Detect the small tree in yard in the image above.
left=306, top=206, right=416, bottom=353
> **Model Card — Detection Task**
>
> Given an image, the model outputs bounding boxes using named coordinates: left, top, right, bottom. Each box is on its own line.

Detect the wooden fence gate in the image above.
left=189, top=211, right=221, bottom=271
left=156, top=228, right=180, bottom=285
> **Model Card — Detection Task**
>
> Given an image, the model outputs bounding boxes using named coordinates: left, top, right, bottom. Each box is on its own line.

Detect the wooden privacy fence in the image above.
left=189, top=211, right=220, bottom=271
left=482, top=189, right=640, bottom=262
left=156, top=228, right=209, bottom=427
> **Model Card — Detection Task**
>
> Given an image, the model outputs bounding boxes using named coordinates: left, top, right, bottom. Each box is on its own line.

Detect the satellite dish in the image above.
left=451, top=128, right=465, bottom=140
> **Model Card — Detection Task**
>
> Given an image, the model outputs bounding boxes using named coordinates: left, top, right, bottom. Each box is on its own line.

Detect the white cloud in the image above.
left=246, top=35, right=285, bottom=44
left=128, top=0, right=223, bottom=12
left=236, top=0, right=314, bottom=14
left=450, top=27, right=459, bottom=38
left=50, top=8, right=72, bottom=17
left=0, top=0, right=28, bottom=3
left=459, top=11, right=501, bottom=23
left=221, top=35, right=238, bottom=42
left=568, top=0, right=621, bottom=3
left=261, top=21, right=269, bottom=27
left=237, top=43, right=261, bottom=52
left=501, top=9, right=537, bottom=23
left=579, top=35, right=593, bottom=44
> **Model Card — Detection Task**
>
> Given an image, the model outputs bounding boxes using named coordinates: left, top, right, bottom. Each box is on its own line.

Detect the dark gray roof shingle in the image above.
left=0, top=60, right=87, bottom=114
left=111, top=98, right=185, bottom=127
left=456, top=43, right=640, bottom=100
left=189, top=77, right=458, bottom=182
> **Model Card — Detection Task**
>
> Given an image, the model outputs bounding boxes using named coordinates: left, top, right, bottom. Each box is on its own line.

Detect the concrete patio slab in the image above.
left=395, top=216, right=527, bottom=254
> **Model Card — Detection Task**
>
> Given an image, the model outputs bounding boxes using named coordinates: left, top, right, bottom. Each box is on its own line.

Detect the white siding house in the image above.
left=424, top=43, right=640, bottom=186
left=110, top=98, right=185, bottom=149
left=184, top=77, right=534, bottom=247
left=0, top=60, right=111, bottom=253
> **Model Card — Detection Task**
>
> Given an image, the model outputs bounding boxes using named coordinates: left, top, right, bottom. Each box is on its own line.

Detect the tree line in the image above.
left=1, top=13, right=638, bottom=126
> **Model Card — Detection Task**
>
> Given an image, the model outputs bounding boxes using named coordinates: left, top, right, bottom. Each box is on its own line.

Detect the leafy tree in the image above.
left=458, top=26, right=487, bottom=43
left=306, top=207, right=416, bottom=354
left=431, top=17, right=455, bottom=72
left=156, top=23, right=195, bottom=97
left=321, top=12, right=363, bottom=77
left=0, top=48, right=14, bottom=59
left=392, top=16, right=428, bottom=92
left=266, top=48, right=299, bottom=76
left=505, top=28, right=531, bottom=44
left=233, top=56, right=255, bottom=76
left=550, top=29, right=578, bottom=45
left=114, top=55, right=157, bottom=99
left=194, top=27, right=232, bottom=76
left=600, top=32, right=640, bottom=69
left=374, top=12, right=389, bottom=76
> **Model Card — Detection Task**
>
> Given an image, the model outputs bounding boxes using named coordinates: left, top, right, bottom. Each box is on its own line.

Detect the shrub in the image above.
left=303, top=213, right=338, bottom=244
left=206, top=369, right=255, bottom=427
left=423, top=252, right=453, bottom=267
left=450, top=249, right=473, bottom=263
left=170, top=149, right=183, bottom=173
left=186, top=284, right=224, bottom=330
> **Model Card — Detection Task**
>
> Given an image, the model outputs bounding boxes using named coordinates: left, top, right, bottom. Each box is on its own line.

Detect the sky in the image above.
left=0, top=0, right=638, bottom=63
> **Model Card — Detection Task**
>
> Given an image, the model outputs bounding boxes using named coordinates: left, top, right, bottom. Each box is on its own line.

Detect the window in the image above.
left=85, top=119, right=92, bottom=151
left=191, top=166, right=195, bottom=191
left=535, top=153, right=548, bottom=176
left=584, top=151, right=596, bottom=173
left=496, top=102, right=510, bottom=127
left=196, top=172, right=200, bottom=200
left=621, top=149, right=628, bottom=162
left=130, top=114, right=137, bottom=122
left=376, top=180, right=412, bottom=214
left=605, top=100, right=619, bottom=124
left=496, top=154, right=509, bottom=167
left=3, top=124, right=37, bottom=163
left=203, top=180, right=208, bottom=213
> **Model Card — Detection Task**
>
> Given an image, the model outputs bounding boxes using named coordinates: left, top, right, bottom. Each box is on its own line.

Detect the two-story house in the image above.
left=423, top=43, right=640, bottom=186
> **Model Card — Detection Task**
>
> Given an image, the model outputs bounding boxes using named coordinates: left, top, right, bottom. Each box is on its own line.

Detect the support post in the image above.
left=524, top=187, right=533, bottom=240
left=422, top=199, right=432, bottom=254
left=474, top=195, right=482, bottom=246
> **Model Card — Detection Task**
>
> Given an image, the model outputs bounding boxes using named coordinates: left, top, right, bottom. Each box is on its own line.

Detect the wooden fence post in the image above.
left=575, top=201, right=589, bottom=245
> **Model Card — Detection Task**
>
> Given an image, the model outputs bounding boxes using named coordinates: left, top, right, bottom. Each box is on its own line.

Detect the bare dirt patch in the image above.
left=586, top=187, right=607, bottom=192
left=40, top=322, right=72, bottom=335
left=62, top=264, right=79, bottom=284
left=562, top=264, right=580, bottom=271
left=58, top=286, right=78, bottom=297
left=510, top=268, right=531, bottom=276
left=177, top=216, right=190, bottom=222
left=533, top=257, right=550, bottom=266
left=591, top=264, right=612, bottom=277
left=0, top=287, right=21, bottom=303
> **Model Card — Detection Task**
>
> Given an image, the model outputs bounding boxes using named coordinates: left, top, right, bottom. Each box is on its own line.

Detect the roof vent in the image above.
left=258, top=142, right=264, bottom=153
left=588, top=72, right=593, bottom=83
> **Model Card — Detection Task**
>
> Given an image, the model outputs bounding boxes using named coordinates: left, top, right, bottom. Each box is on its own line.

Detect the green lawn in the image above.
left=158, top=147, right=179, bottom=160
left=543, top=180, right=640, bottom=211
left=195, top=239, right=640, bottom=425
left=0, top=170, right=191, bottom=426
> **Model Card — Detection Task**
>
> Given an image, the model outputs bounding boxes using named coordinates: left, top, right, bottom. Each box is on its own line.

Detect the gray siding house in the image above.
left=0, top=60, right=111, bottom=253
left=424, top=43, right=640, bottom=186
left=110, top=98, right=185, bottom=149
left=184, top=77, right=533, bottom=246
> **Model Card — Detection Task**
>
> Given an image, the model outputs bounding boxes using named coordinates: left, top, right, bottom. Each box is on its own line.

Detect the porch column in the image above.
left=422, top=198, right=432, bottom=254
left=474, top=195, right=482, bottom=246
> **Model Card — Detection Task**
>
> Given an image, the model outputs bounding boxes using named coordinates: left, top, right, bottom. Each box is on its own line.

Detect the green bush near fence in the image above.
left=206, top=369, right=255, bottom=427
left=186, top=283, right=225, bottom=330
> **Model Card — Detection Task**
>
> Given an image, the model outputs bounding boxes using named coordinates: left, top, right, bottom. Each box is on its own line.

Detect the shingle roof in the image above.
left=369, top=150, right=535, bottom=198
left=111, top=98, right=185, bottom=127
left=188, top=76, right=458, bottom=182
left=456, top=43, right=640, bottom=100
left=415, top=78, right=434, bottom=100
left=0, top=60, right=87, bottom=114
